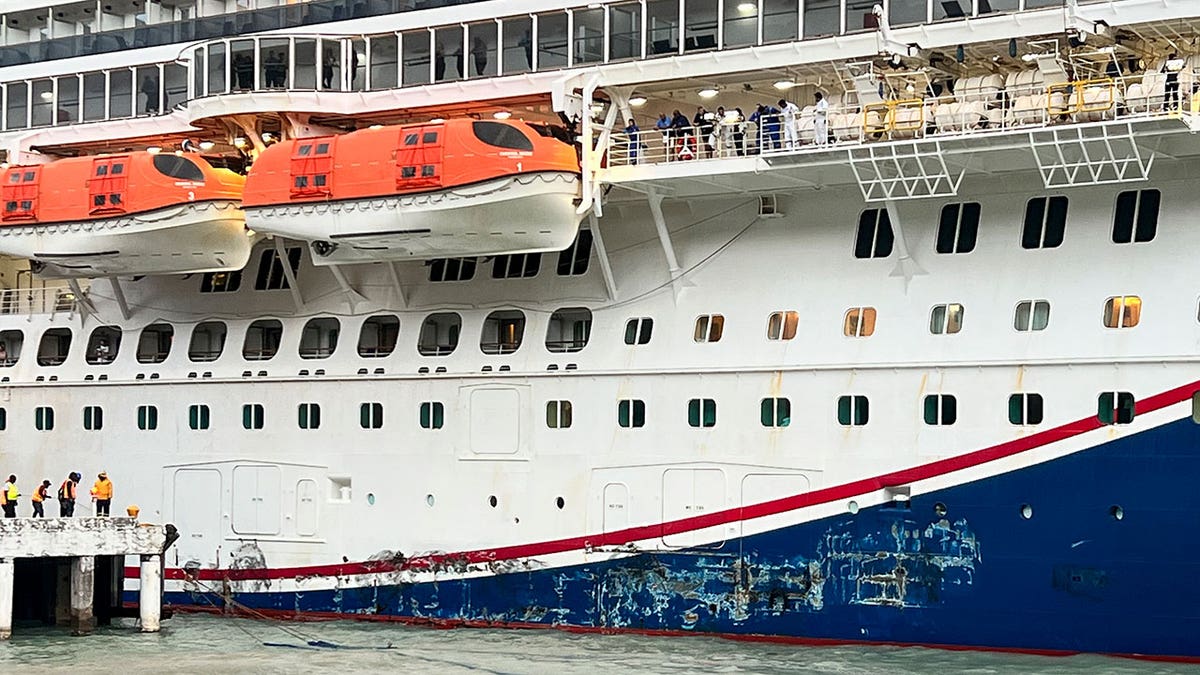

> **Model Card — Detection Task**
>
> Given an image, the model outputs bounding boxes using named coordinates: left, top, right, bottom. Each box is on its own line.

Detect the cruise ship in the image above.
left=0, top=0, right=1197, bottom=660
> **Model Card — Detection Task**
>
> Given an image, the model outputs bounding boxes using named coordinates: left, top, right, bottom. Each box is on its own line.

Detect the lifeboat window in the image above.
left=0, top=330, right=23, bottom=367
left=200, top=271, right=242, bottom=293
left=358, top=315, right=400, bottom=358
left=314, top=174, right=328, bottom=186
left=294, top=176, right=309, bottom=188
left=556, top=230, right=592, bottom=276
left=400, top=167, right=416, bottom=178
left=243, top=319, right=283, bottom=361
left=472, top=121, right=534, bottom=151
left=418, top=312, right=461, bottom=357
left=546, top=307, right=592, bottom=353
left=254, top=247, right=302, bottom=291
left=688, top=398, right=717, bottom=428
left=22, top=172, right=34, bottom=182
left=110, top=194, right=122, bottom=206
left=111, top=164, right=124, bottom=175
left=290, top=139, right=335, bottom=197
left=136, top=323, right=174, bottom=364
left=492, top=253, right=541, bottom=279
left=85, top=325, right=122, bottom=365
left=923, top=394, right=957, bottom=426
left=404, top=133, right=419, bottom=146
left=420, top=165, right=435, bottom=177
left=624, top=317, right=653, bottom=345
left=316, top=143, right=330, bottom=154
left=37, top=327, right=72, bottom=367
left=423, top=132, right=439, bottom=144
left=297, top=145, right=313, bottom=156
left=1098, top=391, right=1135, bottom=425
left=7, top=174, right=18, bottom=184
left=429, top=257, right=477, bottom=282
left=152, top=155, right=205, bottom=182
left=96, top=165, right=108, bottom=176
left=188, top=321, right=227, bottom=362
left=299, top=317, right=340, bottom=359
left=838, top=395, right=869, bottom=426
left=481, top=310, right=526, bottom=355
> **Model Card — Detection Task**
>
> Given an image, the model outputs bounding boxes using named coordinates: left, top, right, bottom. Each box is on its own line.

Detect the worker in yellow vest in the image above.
left=31, top=480, right=51, bottom=518
left=2, top=474, right=18, bottom=518
left=91, top=472, right=113, bottom=517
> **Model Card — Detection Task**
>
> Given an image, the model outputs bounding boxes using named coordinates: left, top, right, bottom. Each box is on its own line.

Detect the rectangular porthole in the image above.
left=624, top=318, right=653, bottom=345
left=760, top=397, right=791, bottom=427
left=687, top=398, right=716, bottom=427
left=420, top=401, right=444, bottom=429
left=1008, top=393, right=1044, bottom=425
left=844, top=307, right=876, bottom=337
left=929, top=304, right=964, bottom=335
left=1112, top=189, right=1159, bottom=244
left=1014, top=300, right=1050, bottom=332
left=360, top=402, right=384, bottom=429
left=923, top=394, right=957, bottom=425
left=837, top=395, right=868, bottom=426
left=83, top=405, right=103, bottom=431
left=618, top=399, right=645, bottom=428
left=188, top=404, right=210, bottom=430
left=1098, top=391, right=1135, bottom=425
left=0, top=407, right=6, bottom=431
left=1103, top=296, right=1141, bottom=329
left=854, top=208, right=894, bottom=258
left=935, top=202, right=980, bottom=254
left=35, top=405, right=54, bottom=431
left=693, top=315, right=724, bottom=343
left=546, top=400, right=573, bottom=428
left=242, top=403, right=264, bottom=430
left=766, top=311, right=798, bottom=341
left=1021, top=196, right=1068, bottom=249
left=298, top=402, right=321, bottom=430
left=1192, top=392, right=1200, bottom=424
left=137, top=405, right=158, bottom=431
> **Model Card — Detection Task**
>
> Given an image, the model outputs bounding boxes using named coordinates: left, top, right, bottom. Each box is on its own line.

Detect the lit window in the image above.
left=694, top=315, right=724, bottom=343
left=688, top=398, right=717, bottom=427
left=35, top=406, right=54, bottom=431
left=481, top=310, right=525, bottom=354
left=760, top=397, right=791, bottom=427
left=618, top=399, right=645, bottom=428
left=1008, top=393, right=1044, bottom=425
left=1098, top=391, right=1135, bottom=425
left=1112, top=189, right=1159, bottom=244
left=420, top=401, right=444, bottom=429
left=200, top=270, right=242, bottom=293
left=1014, top=300, right=1050, bottom=332
left=137, top=405, right=158, bottom=431
left=557, top=230, right=592, bottom=276
left=935, top=202, right=980, bottom=254
left=1103, top=296, right=1141, bottom=328
left=83, top=405, right=103, bottom=431
left=188, top=404, right=211, bottom=430
left=624, top=318, right=653, bottom=345
left=923, top=394, right=957, bottom=425
left=854, top=209, right=894, bottom=259
left=837, top=395, right=868, bottom=426
left=298, top=402, right=321, bottom=430
left=844, top=307, right=877, bottom=337
left=546, top=400, right=573, bottom=428
left=85, top=325, right=122, bottom=365
left=766, top=311, right=798, bottom=341
left=360, top=402, right=384, bottom=429
left=929, top=304, right=964, bottom=335
left=1021, top=196, right=1068, bottom=249
left=428, top=257, right=477, bottom=282
left=242, top=403, right=264, bottom=430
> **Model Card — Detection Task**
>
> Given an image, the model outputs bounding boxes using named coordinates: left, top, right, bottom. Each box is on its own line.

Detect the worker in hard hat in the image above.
left=91, top=472, right=113, bottom=517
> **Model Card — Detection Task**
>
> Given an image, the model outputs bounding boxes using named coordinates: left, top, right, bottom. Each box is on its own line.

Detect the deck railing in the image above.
left=0, top=286, right=82, bottom=316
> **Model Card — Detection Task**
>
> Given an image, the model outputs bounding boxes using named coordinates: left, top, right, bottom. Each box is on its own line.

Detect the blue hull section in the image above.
left=165, top=417, right=1200, bottom=657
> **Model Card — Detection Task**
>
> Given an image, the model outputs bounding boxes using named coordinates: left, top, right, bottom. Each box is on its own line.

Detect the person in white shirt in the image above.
left=813, top=92, right=830, bottom=145
left=1164, top=53, right=1186, bottom=110
left=778, top=99, right=802, bottom=149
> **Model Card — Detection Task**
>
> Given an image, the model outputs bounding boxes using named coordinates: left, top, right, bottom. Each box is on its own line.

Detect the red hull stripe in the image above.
left=133, top=379, right=1198, bottom=582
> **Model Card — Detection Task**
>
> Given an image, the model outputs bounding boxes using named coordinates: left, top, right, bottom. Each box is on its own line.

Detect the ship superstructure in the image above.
left=0, top=0, right=1197, bottom=659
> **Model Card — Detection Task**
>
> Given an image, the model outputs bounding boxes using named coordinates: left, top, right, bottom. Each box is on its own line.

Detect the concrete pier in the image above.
left=0, top=518, right=171, bottom=639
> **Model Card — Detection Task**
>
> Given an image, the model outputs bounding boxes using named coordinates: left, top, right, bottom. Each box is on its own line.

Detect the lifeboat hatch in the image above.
left=395, top=125, right=444, bottom=190
left=88, top=157, right=129, bottom=216
left=290, top=138, right=335, bottom=199
left=1, top=166, right=41, bottom=222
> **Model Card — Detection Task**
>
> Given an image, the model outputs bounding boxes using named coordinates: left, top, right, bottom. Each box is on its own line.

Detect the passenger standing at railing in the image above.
left=814, top=92, right=829, bottom=145
left=670, top=110, right=694, bottom=160
left=655, top=113, right=671, bottom=160
left=731, top=108, right=747, bottom=156
left=779, top=99, right=801, bottom=149
left=694, top=107, right=715, bottom=158
left=624, top=119, right=643, bottom=165
left=714, top=107, right=729, bottom=157
left=1164, top=53, right=1185, bottom=111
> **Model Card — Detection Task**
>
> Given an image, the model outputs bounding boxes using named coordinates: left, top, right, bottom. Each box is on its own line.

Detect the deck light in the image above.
left=698, top=88, right=719, bottom=99
left=198, top=141, right=215, bottom=151
left=493, top=110, right=512, bottom=119
left=773, top=80, right=795, bottom=90
left=430, top=117, right=445, bottom=123
left=629, top=96, right=648, bottom=107
left=146, top=146, right=161, bottom=154
left=737, top=2, right=757, bottom=12
left=233, top=136, right=248, bottom=149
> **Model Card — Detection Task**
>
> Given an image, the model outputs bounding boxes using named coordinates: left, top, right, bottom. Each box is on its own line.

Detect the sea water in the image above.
left=0, top=614, right=1194, bottom=674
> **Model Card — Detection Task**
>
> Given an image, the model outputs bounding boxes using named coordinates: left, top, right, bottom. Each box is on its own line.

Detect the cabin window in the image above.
left=0, top=408, right=6, bottom=431
left=298, top=403, right=321, bottom=430
left=358, top=315, right=399, bottom=358
left=429, top=257, right=477, bottom=282
left=546, top=400, right=573, bottom=428
left=0, top=330, right=23, bottom=367
left=854, top=209, right=894, bottom=259
left=929, top=304, right=964, bottom=335
left=242, top=403, right=265, bottom=430
left=136, top=323, right=174, bottom=364
left=85, top=326, right=121, bottom=365
left=1098, top=391, right=1135, bottom=425
left=35, top=406, right=54, bottom=431
left=688, top=398, right=717, bottom=427
left=37, top=328, right=72, bottom=366
left=618, top=399, right=646, bottom=427
left=420, top=402, right=444, bottom=429
left=83, top=406, right=104, bottom=431
left=201, top=271, right=242, bottom=293
left=360, top=402, right=384, bottom=429
left=1014, top=300, right=1050, bottom=332
left=1008, top=393, right=1044, bottom=425
left=936, top=203, right=980, bottom=254
left=694, top=314, right=724, bottom=342
left=624, top=318, right=653, bottom=345
left=844, top=307, right=877, bottom=337
left=472, top=121, right=535, bottom=151
left=766, top=311, right=799, bottom=341
left=923, top=394, right=957, bottom=425
left=1103, top=296, right=1141, bottom=329
left=189, top=322, right=227, bottom=362
left=761, top=397, right=791, bottom=427
left=188, top=404, right=211, bottom=430
left=243, top=319, right=283, bottom=361
left=254, top=247, right=302, bottom=291
left=152, top=155, right=205, bottom=181
left=1021, top=196, right=1068, bottom=249
left=481, top=310, right=526, bottom=354
left=546, top=307, right=592, bottom=353
left=557, top=230, right=593, bottom=276
left=837, top=395, right=869, bottom=426
left=299, top=317, right=339, bottom=359
left=1112, top=189, right=1160, bottom=244
left=492, top=253, right=541, bottom=279
left=419, top=313, right=461, bottom=356
left=137, top=405, right=158, bottom=431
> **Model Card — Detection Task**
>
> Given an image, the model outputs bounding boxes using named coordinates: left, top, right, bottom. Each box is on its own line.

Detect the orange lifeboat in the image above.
left=0, top=152, right=250, bottom=278
left=242, top=119, right=583, bottom=265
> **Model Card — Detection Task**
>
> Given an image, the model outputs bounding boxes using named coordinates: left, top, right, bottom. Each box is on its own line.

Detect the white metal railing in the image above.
left=0, top=286, right=82, bottom=316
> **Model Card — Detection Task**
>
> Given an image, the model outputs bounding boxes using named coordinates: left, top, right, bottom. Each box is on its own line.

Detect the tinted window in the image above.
left=152, top=154, right=205, bottom=181
left=473, top=121, right=534, bottom=151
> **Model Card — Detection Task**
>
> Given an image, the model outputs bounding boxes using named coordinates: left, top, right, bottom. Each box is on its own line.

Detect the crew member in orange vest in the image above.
left=31, top=479, right=51, bottom=518
left=91, top=472, right=113, bottom=517
left=58, top=472, right=79, bottom=517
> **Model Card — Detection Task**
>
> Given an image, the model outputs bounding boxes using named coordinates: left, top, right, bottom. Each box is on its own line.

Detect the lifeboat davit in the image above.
left=241, top=119, right=583, bottom=265
left=0, top=152, right=250, bottom=278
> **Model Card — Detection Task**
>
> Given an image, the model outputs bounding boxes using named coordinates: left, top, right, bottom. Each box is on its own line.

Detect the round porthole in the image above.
left=933, top=502, right=948, bottom=518
left=1109, top=505, right=1124, bottom=521
left=425, top=494, right=435, bottom=507
left=555, top=497, right=565, bottom=510
left=366, top=493, right=376, bottom=506
left=1020, top=503, right=1033, bottom=520
left=489, top=495, right=498, bottom=508
left=847, top=500, right=860, bottom=515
